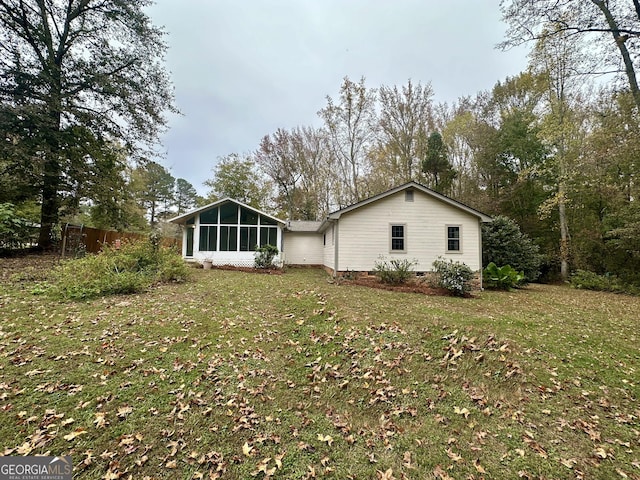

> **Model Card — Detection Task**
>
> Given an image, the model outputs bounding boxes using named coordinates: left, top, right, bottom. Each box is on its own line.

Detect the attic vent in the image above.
left=405, top=190, right=414, bottom=202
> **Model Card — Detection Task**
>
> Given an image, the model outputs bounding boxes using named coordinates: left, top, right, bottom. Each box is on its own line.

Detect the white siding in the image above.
left=283, top=232, right=324, bottom=265
left=323, top=225, right=335, bottom=270
left=336, top=190, right=482, bottom=272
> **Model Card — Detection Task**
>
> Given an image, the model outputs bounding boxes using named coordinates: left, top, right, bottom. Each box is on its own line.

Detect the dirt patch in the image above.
left=0, top=252, right=60, bottom=284
left=205, top=264, right=284, bottom=275
left=339, top=274, right=456, bottom=296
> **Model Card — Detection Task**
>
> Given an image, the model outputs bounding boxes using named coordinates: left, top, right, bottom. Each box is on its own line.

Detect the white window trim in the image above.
left=389, top=223, right=407, bottom=253
left=446, top=224, right=462, bottom=253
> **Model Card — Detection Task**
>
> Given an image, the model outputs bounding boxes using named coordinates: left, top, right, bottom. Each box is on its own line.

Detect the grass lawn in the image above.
left=1, top=258, right=639, bottom=479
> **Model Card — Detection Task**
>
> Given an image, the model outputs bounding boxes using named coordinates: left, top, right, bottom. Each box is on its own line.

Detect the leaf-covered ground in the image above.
left=1, top=257, right=639, bottom=479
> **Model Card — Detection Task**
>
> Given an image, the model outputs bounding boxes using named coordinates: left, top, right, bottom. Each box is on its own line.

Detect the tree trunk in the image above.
left=558, top=182, right=570, bottom=281
left=592, top=0, right=640, bottom=109
left=38, top=156, right=61, bottom=249
left=150, top=199, right=156, bottom=227
left=38, top=100, right=63, bottom=249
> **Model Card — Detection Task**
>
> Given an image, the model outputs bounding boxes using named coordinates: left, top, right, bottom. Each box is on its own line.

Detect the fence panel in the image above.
left=60, top=224, right=182, bottom=257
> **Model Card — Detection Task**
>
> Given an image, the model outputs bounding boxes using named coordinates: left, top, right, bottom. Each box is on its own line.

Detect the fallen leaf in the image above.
left=560, top=458, right=576, bottom=469
left=594, top=447, right=608, bottom=459
left=63, top=428, right=88, bottom=441
left=94, top=412, right=109, bottom=428
left=433, top=465, right=454, bottom=480
left=376, top=468, right=395, bottom=479
left=454, top=406, right=470, bottom=418
left=317, top=433, right=333, bottom=446
left=242, top=442, right=254, bottom=457
left=402, top=451, right=413, bottom=469
left=446, top=447, right=463, bottom=462
left=616, top=468, right=628, bottom=478
left=117, top=406, right=133, bottom=419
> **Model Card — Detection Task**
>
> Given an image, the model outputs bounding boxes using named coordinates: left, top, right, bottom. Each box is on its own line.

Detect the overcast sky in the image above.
left=146, top=1, right=529, bottom=195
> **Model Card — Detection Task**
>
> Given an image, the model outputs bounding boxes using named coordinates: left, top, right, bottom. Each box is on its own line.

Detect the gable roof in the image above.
left=319, top=181, right=492, bottom=231
left=168, top=198, right=286, bottom=225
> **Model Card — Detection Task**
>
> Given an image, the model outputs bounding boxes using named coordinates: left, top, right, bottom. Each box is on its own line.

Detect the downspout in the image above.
left=478, top=219, right=483, bottom=291
left=280, top=223, right=286, bottom=267
left=333, top=220, right=339, bottom=278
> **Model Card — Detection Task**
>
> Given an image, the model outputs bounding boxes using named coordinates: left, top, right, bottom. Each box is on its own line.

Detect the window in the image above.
left=259, top=226, right=277, bottom=247
left=240, top=227, right=258, bottom=251
left=198, top=202, right=280, bottom=253
left=240, top=207, right=258, bottom=225
left=390, top=224, right=406, bottom=252
left=260, top=215, right=278, bottom=226
left=219, top=226, right=238, bottom=251
left=199, top=226, right=217, bottom=251
left=200, top=207, right=218, bottom=224
left=447, top=225, right=461, bottom=252
left=186, top=227, right=194, bottom=256
left=219, top=203, right=238, bottom=224
left=405, top=190, right=414, bottom=202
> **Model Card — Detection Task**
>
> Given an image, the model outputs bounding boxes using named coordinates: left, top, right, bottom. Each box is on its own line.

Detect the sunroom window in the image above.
left=199, top=226, right=217, bottom=251
left=219, top=226, right=238, bottom=251
left=240, top=226, right=258, bottom=251
left=197, top=202, right=278, bottom=252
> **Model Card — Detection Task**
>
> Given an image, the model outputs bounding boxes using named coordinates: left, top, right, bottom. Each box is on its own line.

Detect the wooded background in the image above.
left=2, top=0, right=640, bottom=285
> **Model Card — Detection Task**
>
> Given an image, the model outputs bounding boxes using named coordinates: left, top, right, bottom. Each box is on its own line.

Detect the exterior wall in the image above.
left=323, top=224, right=335, bottom=271
left=283, top=232, right=324, bottom=265
left=335, top=190, right=483, bottom=272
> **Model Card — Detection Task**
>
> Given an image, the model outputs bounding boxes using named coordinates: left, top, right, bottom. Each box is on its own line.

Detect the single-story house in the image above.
left=169, top=181, right=492, bottom=274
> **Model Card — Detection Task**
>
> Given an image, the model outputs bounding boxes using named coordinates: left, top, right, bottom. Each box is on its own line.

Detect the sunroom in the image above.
left=169, top=199, right=286, bottom=267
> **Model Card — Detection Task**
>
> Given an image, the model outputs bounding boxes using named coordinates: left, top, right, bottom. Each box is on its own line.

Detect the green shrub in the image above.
left=483, top=262, right=526, bottom=290
left=254, top=244, right=279, bottom=269
left=373, top=256, right=417, bottom=285
left=432, top=257, right=474, bottom=297
left=570, top=269, right=638, bottom=295
left=43, top=237, right=189, bottom=300
left=0, top=203, right=29, bottom=250
left=482, top=216, right=543, bottom=282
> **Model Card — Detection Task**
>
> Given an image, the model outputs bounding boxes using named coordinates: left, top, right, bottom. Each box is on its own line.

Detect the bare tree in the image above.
left=318, top=76, right=377, bottom=205
left=255, top=129, right=302, bottom=219
left=378, top=79, right=434, bottom=182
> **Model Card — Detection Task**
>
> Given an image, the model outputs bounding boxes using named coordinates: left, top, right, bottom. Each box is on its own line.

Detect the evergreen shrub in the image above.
left=254, top=244, right=279, bottom=269
left=432, top=257, right=474, bottom=296
left=373, top=256, right=417, bottom=285
left=482, top=216, right=543, bottom=282
left=570, top=269, right=638, bottom=295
